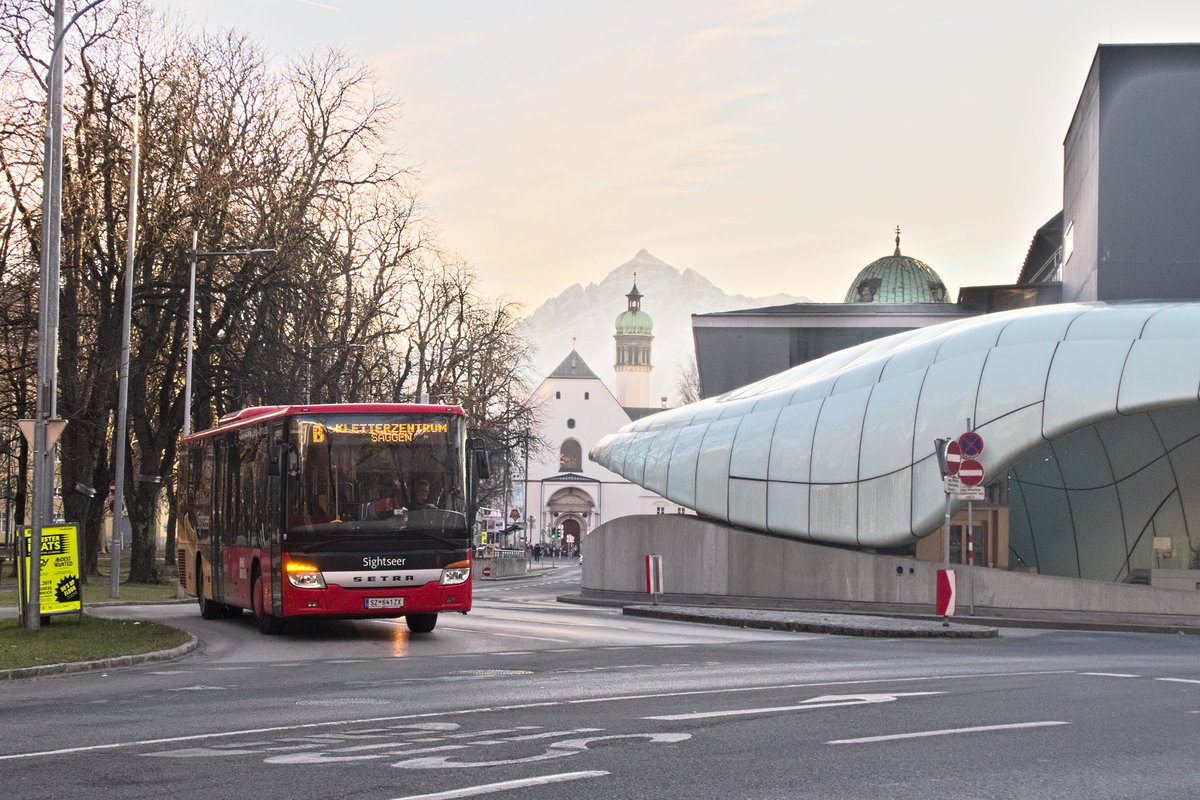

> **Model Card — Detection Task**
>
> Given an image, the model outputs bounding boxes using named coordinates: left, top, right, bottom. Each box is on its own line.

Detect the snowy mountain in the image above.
left=518, top=249, right=808, bottom=406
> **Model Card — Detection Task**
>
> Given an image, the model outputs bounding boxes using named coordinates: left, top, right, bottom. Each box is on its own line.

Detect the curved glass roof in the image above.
left=590, top=301, right=1200, bottom=581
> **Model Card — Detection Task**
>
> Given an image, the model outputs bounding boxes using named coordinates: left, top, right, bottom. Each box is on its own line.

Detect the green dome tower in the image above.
left=614, top=275, right=653, bottom=408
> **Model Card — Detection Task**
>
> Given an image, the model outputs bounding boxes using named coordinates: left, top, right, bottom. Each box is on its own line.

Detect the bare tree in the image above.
left=0, top=1, right=537, bottom=583
left=676, top=354, right=701, bottom=405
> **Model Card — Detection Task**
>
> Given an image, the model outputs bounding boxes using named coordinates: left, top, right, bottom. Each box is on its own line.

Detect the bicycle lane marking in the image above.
left=0, top=669, right=1071, bottom=762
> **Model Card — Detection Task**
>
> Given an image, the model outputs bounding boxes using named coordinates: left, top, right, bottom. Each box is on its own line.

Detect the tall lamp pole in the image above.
left=110, top=94, right=140, bottom=599
left=182, top=234, right=276, bottom=437
left=25, top=0, right=106, bottom=630
left=305, top=343, right=365, bottom=405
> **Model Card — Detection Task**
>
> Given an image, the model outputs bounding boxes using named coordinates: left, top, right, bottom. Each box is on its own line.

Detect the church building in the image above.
left=521, top=279, right=684, bottom=553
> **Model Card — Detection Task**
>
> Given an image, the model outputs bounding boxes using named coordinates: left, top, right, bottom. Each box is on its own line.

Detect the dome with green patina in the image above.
left=844, top=229, right=950, bottom=303
left=615, top=280, right=654, bottom=335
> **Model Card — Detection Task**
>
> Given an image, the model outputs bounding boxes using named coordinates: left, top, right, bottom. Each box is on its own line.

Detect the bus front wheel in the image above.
left=405, top=613, right=438, bottom=634
left=252, top=570, right=285, bottom=635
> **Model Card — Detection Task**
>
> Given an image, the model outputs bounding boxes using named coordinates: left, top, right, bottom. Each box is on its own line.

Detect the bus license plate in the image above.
left=365, top=597, right=405, bottom=609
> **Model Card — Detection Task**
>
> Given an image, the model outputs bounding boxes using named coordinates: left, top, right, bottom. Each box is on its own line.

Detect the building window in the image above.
left=655, top=507, right=665, bottom=515
left=559, top=439, right=582, bottom=472
left=584, top=392, right=589, bottom=400
left=555, top=391, right=561, bottom=399
left=567, top=418, right=575, bottom=429
left=676, top=507, right=686, bottom=514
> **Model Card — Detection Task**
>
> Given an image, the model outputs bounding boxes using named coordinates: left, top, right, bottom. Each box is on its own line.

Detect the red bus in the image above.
left=176, top=403, right=481, bottom=634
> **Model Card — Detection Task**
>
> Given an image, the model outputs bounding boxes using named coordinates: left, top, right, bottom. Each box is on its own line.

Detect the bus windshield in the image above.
left=285, top=413, right=468, bottom=546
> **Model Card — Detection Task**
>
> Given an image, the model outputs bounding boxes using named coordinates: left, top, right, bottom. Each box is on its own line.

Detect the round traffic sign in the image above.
left=959, top=458, right=985, bottom=486
left=958, top=431, right=984, bottom=457
left=944, top=440, right=962, bottom=475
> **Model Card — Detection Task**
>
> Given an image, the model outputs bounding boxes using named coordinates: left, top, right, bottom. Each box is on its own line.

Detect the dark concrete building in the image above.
left=1062, top=44, right=1200, bottom=302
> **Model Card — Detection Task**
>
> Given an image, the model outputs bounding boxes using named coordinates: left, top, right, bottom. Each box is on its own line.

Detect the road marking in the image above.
left=644, top=692, right=943, bottom=721
left=388, top=770, right=608, bottom=800
left=392, top=732, right=690, bottom=770
left=827, top=721, right=1070, bottom=745
left=1080, top=672, right=1140, bottom=678
left=0, top=669, right=1070, bottom=762
left=1157, top=677, right=1200, bottom=685
left=487, top=632, right=573, bottom=642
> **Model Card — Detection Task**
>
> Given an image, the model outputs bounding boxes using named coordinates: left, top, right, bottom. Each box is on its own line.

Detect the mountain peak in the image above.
left=521, top=253, right=807, bottom=406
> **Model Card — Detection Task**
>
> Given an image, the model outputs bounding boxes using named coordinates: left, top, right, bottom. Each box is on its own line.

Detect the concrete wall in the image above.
left=583, top=515, right=1200, bottom=618
left=473, top=555, right=528, bottom=580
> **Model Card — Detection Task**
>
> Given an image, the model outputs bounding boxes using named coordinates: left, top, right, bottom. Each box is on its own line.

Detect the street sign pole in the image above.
left=934, top=438, right=954, bottom=565
left=967, top=499, right=975, bottom=616
left=961, top=420, right=980, bottom=617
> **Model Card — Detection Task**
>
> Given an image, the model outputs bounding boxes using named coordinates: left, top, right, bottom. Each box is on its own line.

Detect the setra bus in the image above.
left=176, top=403, right=483, bottom=634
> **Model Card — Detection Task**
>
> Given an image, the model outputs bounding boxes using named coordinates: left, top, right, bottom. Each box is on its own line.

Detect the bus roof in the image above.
left=180, top=403, right=466, bottom=443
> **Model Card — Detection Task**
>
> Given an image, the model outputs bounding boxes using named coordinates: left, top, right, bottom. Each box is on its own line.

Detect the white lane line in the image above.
left=1080, top=672, right=1140, bottom=678
left=827, top=721, right=1070, bottom=745
left=0, top=669, right=1070, bottom=762
left=645, top=692, right=943, bottom=721
left=488, top=632, right=572, bottom=643
left=1157, top=678, right=1200, bottom=685
left=389, top=770, right=608, bottom=800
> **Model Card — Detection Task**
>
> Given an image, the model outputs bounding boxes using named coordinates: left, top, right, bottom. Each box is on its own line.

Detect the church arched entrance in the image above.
left=546, top=486, right=594, bottom=554
left=561, top=517, right=581, bottom=553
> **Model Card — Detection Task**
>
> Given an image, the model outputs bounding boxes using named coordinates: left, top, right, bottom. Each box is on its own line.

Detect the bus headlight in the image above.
left=285, top=560, right=327, bottom=589
left=440, top=560, right=471, bottom=586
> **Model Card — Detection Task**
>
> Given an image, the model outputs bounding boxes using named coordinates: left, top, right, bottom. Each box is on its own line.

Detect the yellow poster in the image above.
left=20, top=525, right=82, bottom=615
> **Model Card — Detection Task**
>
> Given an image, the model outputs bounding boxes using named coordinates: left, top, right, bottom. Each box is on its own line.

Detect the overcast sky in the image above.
left=160, top=0, right=1200, bottom=310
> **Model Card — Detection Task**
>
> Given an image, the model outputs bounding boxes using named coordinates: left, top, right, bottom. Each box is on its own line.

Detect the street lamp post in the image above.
left=305, top=343, right=365, bottom=404
left=107, top=232, right=273, bottom=600
left=182, top=232, right=276, bottom=437
left=26, top=0, right=106, bottom=630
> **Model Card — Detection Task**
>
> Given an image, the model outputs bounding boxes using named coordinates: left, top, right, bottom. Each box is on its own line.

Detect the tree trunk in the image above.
left=128, top=484, right=161, bottom=583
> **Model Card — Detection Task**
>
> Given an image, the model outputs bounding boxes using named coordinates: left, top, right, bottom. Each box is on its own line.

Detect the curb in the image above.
left=622, top=604, right=998, bottom=639
left=0, top=635, right=198, bottom=682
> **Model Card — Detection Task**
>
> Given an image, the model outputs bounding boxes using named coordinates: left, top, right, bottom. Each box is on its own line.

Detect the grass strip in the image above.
left=0, top=615, right=191, bottom=671
left=0, top=580, right=184, bottom=608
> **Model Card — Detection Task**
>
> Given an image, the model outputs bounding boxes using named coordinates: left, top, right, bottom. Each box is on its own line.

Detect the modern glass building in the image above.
left=591, top=301, right=1200, bottom=581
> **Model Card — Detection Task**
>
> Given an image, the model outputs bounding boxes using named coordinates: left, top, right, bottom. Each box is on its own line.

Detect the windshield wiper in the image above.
left=399, top=529, right=470, bottom=548
left=298, top=533, right=379, bottom=552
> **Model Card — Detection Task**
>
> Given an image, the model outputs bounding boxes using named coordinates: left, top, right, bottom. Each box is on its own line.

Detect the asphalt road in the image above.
left=3, top=564, right=1199, bottom=800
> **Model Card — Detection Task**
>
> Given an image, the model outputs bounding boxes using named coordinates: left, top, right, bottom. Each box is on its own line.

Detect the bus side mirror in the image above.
left=474, top=449, right=490, bottom=482
left=267, top=441, right=286, bottom=477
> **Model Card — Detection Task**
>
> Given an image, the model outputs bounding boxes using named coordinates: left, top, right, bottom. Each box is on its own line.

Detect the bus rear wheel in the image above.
left=252, top=570, right=285, bottom=635
left=405, top=613, right=437, bottom=634
left=197, top=559, right=224, bottom=620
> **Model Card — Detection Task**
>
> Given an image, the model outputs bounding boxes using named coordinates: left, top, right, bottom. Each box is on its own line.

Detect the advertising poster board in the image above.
left=18, top=525, right=83, bottom=617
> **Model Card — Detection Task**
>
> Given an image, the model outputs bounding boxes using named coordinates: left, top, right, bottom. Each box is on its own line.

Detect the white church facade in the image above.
left=521, top=281, right=689, bottom=553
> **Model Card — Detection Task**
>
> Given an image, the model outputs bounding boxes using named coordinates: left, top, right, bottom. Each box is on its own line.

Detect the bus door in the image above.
left=268, top=421, right=285, bottom=615
left=211, top=437, right=228, bottom=604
